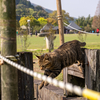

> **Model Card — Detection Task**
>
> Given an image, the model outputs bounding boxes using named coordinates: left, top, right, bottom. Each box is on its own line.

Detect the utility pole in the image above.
left=56, top=0, right=64, bottom=45
left=0, top=0, right=18, bottom=100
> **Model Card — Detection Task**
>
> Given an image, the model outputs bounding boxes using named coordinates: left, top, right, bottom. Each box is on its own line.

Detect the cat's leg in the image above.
left=44, top=70, right=61, bottom=86
left=77, top=61, right=83, bottom=73
left=43, top=70, right=52, bottom=86
left=77, top=61, right=81, bottom=66
left=39, top=70, right=51, bottom=89
left=77, top=49, right=85, bottom=73
left=39, top=81, right=45, bottom=89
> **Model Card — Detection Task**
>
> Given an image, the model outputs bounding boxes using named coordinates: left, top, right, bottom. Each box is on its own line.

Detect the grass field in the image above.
left=0, top=33, right=100, bottom=56
left=17, top=33, right=100, bottom=51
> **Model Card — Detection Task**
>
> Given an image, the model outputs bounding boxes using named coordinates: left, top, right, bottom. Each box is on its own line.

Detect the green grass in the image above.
left=0, top=34, right=100, bottom=51
left=17, top=34, right=100, bottom=51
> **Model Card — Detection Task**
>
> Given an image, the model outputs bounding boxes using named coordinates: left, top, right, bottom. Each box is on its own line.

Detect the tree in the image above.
left=92, top=16, right=100, bottom=29
left=84, top=24, right=92, bottom=32
left=16, top=0, right=49, bottom=21
left=92, top=0, right=100, bottom=29
left=49, top=10, right=73, bottom=25
left=46, top=18, right=57, bottom=26
left=75, top=15, right=93, bottom=31
left=35, top=6, right=44, bottom=11
left=19, top=16, right=40, bottom=27
left=38, top=17, right=47, bottom=26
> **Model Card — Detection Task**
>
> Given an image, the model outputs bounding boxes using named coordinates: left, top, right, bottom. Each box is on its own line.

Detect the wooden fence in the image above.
left=63, top=49, right=100, bottom=96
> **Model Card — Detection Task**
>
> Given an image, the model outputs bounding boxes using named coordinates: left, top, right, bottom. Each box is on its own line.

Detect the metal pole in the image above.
left=56, top=0, right=64, bottom=45
left=0, top=0, right=18, bottom=100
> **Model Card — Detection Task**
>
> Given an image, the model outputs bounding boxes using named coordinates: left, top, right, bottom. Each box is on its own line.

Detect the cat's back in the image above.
left=58, top=40, right=76, bottom=50
left=58, top=40, right=86, bottom=50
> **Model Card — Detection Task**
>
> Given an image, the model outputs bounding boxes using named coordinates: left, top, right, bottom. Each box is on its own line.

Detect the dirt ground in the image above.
left=33, top=59, right=44, bottom=74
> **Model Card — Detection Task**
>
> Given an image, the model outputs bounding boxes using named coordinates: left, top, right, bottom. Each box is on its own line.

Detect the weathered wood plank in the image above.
left=85, top=49, right=100, bottom=92
left=63, top=68, right=68, bottom=96
left=18, top=52, right=34, bottom=100
left=85, top=49, right=97, bottom=90
left=68, top=64, right=83, bottom=74
left=96, top=50, right=100, bottom=92
left=68, top=69, right=84, bottom=79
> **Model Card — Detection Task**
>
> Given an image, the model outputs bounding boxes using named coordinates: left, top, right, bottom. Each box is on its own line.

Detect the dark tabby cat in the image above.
left=36, top=40, right=86, bottom=89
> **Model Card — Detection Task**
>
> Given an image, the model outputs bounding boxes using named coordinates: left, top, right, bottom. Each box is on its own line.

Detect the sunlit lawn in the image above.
left=17, top=33, right=100, bottom=51
left=0, top=33, right=100, bottom=53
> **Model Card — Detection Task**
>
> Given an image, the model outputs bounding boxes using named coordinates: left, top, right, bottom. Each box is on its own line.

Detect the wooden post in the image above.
left=0, top=0, right=18, bottom=100
left=18, top=52, right=34, bottom=100
left=56, top=0, right=64, bottom=45
left=85, top=49, right=100, bottom=91
left=63, top=68, right=68, bottom=96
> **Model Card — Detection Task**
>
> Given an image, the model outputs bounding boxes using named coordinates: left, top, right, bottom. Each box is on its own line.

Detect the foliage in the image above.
left=33, top=26, right=43, bottom=34
left=16, top=0, right=49, bottom=20
left=16, top=0, right=34, bottom=8
left=75, top=15, right=93, bottom=31
left=48, top=10, right=74, bottom=25
left=35, top=6, right=44, bottom=11
left=18, top=29, right=30, bottom=51
left=78, top=33, right=87, bottom=42
left=19, top=16, right=40, bottom=27
left=16, top=4, right=31, bottom=16
left=46, top=18, right=57, bottom=26
left=38, top=17, right=47, bottom=26
left=92, top=16, right=100, bottom=29
left=84, top=24, right=92, bottom=32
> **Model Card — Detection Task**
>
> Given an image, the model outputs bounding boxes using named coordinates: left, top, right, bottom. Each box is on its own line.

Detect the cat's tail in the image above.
left=79, top=41, right=86, bottom=46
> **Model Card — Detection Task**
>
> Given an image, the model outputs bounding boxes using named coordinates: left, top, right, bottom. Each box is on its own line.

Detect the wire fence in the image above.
left=0, top=54, right=100, bottom=100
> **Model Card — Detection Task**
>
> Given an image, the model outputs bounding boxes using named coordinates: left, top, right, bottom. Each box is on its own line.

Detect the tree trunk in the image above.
left=0, top=0, right=18, bottom=100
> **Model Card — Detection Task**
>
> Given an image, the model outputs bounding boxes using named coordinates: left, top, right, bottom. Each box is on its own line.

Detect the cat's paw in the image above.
left=39, top=81, right=44, bottom=89
left=44, top=81, right=49, bottom=86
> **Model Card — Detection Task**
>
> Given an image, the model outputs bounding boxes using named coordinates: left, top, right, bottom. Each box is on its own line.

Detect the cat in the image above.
left=36, top=40, right=86, bottom=89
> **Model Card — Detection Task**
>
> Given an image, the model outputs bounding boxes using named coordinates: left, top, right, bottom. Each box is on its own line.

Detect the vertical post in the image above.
left=63, top=68, right=68, bottom=96
left=0, top=0, right=18, bottom=100
left=46, top=35, right=54, bottom=52
left=18, top=52, right=34, bottom=100
left=56, top=0, right=64, bottom=45
left=85, top=49, right=100, bottom=91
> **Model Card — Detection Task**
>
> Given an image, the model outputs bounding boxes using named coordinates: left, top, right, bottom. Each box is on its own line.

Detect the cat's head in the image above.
left=36, top=54, right=52, bottom=70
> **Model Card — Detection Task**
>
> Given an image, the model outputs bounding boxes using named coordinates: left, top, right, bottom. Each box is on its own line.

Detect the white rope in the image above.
left=64, top=22, right=97, bottom=34
left=0, top=54, right=82, bottom=96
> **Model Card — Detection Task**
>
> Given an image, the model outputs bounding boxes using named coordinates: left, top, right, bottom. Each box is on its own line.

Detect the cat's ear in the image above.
left=44, top=54, right=49, bottom=60
left=36, top=55, right=41, bottom=59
